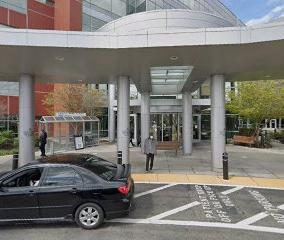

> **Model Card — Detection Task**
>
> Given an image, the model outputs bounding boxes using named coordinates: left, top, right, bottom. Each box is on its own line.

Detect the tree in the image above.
left=227, top=80, right=284, bottom=137
left=42, top=84, right=107, bottom=116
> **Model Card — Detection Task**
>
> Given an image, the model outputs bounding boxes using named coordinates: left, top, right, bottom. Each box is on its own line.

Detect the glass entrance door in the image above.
left=151, top=113, right=201, bottom=142
left=193, top=115, right=201, bottom=142
left=151, top=113, right=179, bottom=142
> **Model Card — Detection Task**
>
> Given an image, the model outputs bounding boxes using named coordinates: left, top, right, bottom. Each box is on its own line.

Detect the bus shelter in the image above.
left=39, top=115, right=100, bottom=154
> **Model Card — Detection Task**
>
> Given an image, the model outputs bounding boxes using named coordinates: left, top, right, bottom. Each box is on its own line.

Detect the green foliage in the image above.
left=273, top=130, right=284, bottom=143
left=0, top=131, right=14, bottom=149
left=227, top=80, right=284, bottom=134
left=238, top=128, right=255, bottom=137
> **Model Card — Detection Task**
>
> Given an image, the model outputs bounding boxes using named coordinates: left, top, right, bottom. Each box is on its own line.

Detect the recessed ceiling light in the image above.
left=170, top=56, right=178, bottom=61
left=55, top=56, right=65, bottom=62
left=264, top=75, right=272, bottom=78
left=193, top=80, right=199, bottom=83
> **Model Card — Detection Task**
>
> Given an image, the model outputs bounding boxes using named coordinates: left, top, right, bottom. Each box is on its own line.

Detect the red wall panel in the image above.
left=28, top=0, right=54, bottom=17
left=35, top=83, right=54, bottom=92
left=0, top=7, right=8, bottom=25
left=70, top=0, right=82, bottom=31
left=7, top=96, right=19, bottom=116
left=54, top=0, right=82, bottom=31
left=28, top=10, right=54, bottom=29
left=9, top=10, right=26, bottom=28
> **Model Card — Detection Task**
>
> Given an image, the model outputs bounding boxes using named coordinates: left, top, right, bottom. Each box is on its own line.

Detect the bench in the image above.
left=157, top=141, right=180, bottom=155
left=233, top=135, right=257, bottom=147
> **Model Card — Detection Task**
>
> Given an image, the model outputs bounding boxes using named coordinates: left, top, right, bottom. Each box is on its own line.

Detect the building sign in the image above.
left=74, top=136, right=84, bottom=150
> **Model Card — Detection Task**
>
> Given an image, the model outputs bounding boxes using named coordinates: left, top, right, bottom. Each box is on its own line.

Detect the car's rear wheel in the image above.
left=75, top=203, right=104, bottom=230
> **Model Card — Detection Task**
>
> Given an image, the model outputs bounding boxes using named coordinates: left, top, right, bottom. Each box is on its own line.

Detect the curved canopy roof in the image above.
left=0, top=13, right=283, bottom=93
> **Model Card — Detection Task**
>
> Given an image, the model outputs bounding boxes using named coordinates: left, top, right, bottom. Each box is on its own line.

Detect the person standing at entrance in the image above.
left=144, top=135, right=157, bottom=172
left=39, top=129, right=47, bottom=157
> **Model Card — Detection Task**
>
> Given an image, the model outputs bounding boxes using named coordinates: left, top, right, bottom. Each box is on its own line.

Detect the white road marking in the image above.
left=147, top=201, right=201, bottom=220
left=134, top=184, right=177, bottom=198
left=221, top=186, right=244, bottom=195
left=107, top=218, right=284, bottom=235
left=134, top=182, right=284, bottom=191
left=237, top=212, right=269, bottom=225
left=278, top=204, right=284, bottom=210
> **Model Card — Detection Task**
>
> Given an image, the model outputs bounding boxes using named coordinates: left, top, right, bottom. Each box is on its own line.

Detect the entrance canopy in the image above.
left=0, top=12, right=284, bottom=93
left=40, top=115, right=99, bottom=123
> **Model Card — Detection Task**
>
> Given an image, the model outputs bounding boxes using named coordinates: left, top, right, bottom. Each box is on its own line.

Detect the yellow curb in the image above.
left=132, top=174, right=158, bottom=183
left=131, top=174, right=284, bottom=189
left=157, top=174, right=189, bottom=183
left=252, top=177, right=284, bottom=189
left=187, top=175, right=223, bottom=184
left=218, top=176, right=258, bottom=187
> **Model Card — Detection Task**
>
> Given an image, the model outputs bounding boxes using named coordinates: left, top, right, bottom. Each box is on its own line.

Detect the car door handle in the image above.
left=70, top=188, right=78, bottom=194
left=28, top=190, right=35, bottom=196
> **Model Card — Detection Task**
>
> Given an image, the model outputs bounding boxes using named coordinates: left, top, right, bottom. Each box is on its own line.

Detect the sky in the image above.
left=221, top=0, right=284, bottom=25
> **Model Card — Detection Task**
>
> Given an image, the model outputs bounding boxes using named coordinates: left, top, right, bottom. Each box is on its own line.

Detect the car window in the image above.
left=1, top=168, right=43, bottom=188
left=42, top=166, right=82, bottom=187
left=82, top=157, right=117, bottom=181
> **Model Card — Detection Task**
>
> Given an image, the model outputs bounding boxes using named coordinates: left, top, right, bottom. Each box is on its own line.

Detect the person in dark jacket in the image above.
left=144, top=135, right=157, bottom=172
left=39, top=129, right=47, bottom=157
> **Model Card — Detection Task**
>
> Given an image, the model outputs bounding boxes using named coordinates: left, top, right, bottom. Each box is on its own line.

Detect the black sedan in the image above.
left=0, top=154, right=134, bottom=229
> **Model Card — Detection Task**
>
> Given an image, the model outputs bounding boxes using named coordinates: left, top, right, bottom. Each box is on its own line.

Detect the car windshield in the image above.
left=83, top=156, right=117, bottom=181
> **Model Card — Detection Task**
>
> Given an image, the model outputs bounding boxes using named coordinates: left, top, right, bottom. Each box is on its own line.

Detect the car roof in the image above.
left=30, top=153, right=116, bottom=168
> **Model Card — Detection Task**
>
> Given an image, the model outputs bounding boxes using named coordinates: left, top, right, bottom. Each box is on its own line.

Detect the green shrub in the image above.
left=0, top=131, right=14, bottom=149
left=238, top=128, right=255, bottom=137
left=13, top=137, right=19, bottom=149
left=278, top=131, right=284, bottom=144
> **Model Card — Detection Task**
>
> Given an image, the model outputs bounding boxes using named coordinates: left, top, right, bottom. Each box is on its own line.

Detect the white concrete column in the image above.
left=141, top=92, right=150, bottom=151
left=182, top=92, right=193, bottom=155
left=19, top=74, right=35, bottom=166
left=108, top=84, right=116, bottom=142
left=117, top=76, right=130, bottom=164
left=211, top=75, right=226, bottom=169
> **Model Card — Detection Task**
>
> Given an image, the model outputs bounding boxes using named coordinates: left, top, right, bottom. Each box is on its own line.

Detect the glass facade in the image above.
left=82, top=0, right=127, bottom=31
left=82, top=0, right=241, bottom=32
left=0, top=0, right=27, bottom=14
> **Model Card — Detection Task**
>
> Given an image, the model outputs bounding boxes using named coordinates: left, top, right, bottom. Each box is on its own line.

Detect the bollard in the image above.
left=117, top=151, right=122, bottom=165
left=12, top=153, right=19, bottom=170
left=222, top=152, right=229, bottom=180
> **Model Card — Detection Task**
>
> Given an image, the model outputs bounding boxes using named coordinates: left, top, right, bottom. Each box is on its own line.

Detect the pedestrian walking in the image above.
left=144, top=135, right=157, bottom=172
left=129, top=130, right=135, bottom=147
left=39, top=129, right=47, bottom=157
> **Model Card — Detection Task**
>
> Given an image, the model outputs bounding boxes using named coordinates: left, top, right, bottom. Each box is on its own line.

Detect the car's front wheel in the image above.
left=75, top=203, right=104, bottom=230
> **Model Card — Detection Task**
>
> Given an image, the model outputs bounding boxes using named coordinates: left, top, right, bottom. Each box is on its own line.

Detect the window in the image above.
left=82, top=157, right=117, bottom=181
left=2, top=168, right=43, bottom=188
left=42, top=167, right=82, bottom=186
left=0, top=0, right=27, bottom=14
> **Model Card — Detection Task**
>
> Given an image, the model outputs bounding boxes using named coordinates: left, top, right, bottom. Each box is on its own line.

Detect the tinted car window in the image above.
left=82, top=157, right=117, bottom=181
left=42, top=167, right=82, bottom=186
left=2, top=168, right=43, bottom=188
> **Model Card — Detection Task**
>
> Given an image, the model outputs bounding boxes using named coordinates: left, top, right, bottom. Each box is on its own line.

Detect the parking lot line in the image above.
left=221, top=186, right=244, bottom=195
left=108, top=218, right=284, bottom=235
left=148, top=201, right=201, bottom=220
left=237, top=212, right=269, bottom=225
left=134, top=184, right=177, bottom=198
left=278, top=204, right=284, bottom=210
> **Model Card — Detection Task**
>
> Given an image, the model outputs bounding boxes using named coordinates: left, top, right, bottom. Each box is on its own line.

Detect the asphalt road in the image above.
left=0, top=183, right=283, bottom=240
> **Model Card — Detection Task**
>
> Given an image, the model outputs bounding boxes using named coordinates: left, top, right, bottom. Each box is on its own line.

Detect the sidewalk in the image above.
left=1, top=142, right=283, bottom=188
left=132, top=173, right=284, bottom=189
